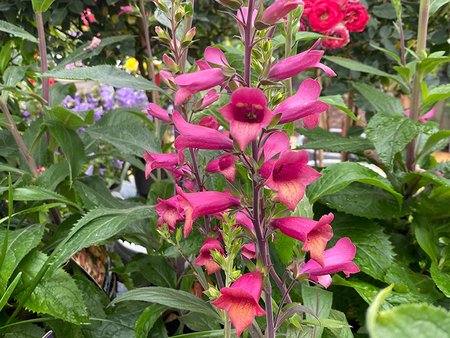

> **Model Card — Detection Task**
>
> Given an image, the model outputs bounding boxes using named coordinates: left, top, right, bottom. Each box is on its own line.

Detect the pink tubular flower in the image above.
left=261, top=0, right=303, bottom=25
left=219, top=87, right=274, bottom=151
left=173, top=111, right=233, bottom=152
left=200, top=89, right=220, bottom=110
left=198, top=115, right=220, bottom=129
left=308, top=0, right=343, bottom=33
left=146, top=103, right=171, bottom=122
left=259, top=131, right=291, bottom=161
left=404, top=107, right=436, bottom=123
left=261, top=150, right=321, bottom=211
left=344, top=4, right=369, bottom=32
left=159, top=70, right=175, bottom=87
left=204, top=47, right=231, bottom=68
left=271, top=213, right=334, bottom=265
left=322, top=24, right=350, bottom=50
left=206, top=154, right=237, bottom=182
left=268, top=44, right=336, bottom=81
left=212, top=271, right=266, bottom=336
left=155, top=196, right=185, bottom=232
left=174, top=68, right=226, bottom=106
left=299, top=237, right=360, bottom=288
left=176, top=186, right=241, bottom=237
left=237, top=7, right=257, bottom=27
left=119, top=5, right=134, bottom=15
left=143, top=151, right=178, bottom=179
left=194, top=238, right=224, bottom=274
left=241, top=243, right=256, bottom=259
left=235, top=211, right=254, bottom=232
left=274, top=78, right=329, bottom=124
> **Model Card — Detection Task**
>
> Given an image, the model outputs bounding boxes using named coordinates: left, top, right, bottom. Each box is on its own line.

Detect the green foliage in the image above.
left=302, top=285, right=333, bottom=338
left=135, top=304, right=168, bottom=338
left=31, top=0, right=55, bottom=13
left=0, top=20, right=37, bottom=43
left=352, top=83, right=404, bottom=115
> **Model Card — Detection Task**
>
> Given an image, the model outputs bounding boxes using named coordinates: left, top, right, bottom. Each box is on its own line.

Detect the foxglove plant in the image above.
left=144, top=0, right=358, bottom=336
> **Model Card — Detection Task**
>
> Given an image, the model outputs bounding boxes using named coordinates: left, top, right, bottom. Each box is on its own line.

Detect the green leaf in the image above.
left=352, top=83, right=404, bottom=115
left=0, top=272, right=22, bottom=312
left=369, top=44, right=401, bottom=65
left=32, top=0, right=55, bottom=12
left=331, top=214, right=395, bottom=281
left=57, top=35, right=134, bottom=69
left=372, top=3, right=397, bottom=19
left=367, top=289, right=450, bottom=338
left=273, top=232, right=296, bottom=265
left=43, top=66, right=160, bottom=92
left=170, top=330, right=227, bottom=338
left=413, top=216, right=439, bottom=264
left=418, top=55, right=450, bottom=75
left=135, top=304, right=167, bottom=338
left=421, top=84, right=450, bottom=113
left=302, top=285, right=333, bottom=338
left=4, top=323, right=46, bottom=338
left=0, top=20, right=37, bottom=43
left=319, top=95, right=361, bottom=123
left=417, top=130, right=450, bottom=162
left=322, top=310, right=353, bottom=338
left=84, top=109, right=160, bottom=157
left=45, top=106, right=94, bottom=130
left=366, top=112, right=420, bottom=168
left=110, top=287, right=221, bottom=320
left=73, top=176, right=127, bottom=210
left=324, top=56, right=393, bottom=78
left=0, top=225, right=44, bottom=293
left=46, top=205, right=153, bottom=277
left=430, top=263, right=450, bottom=297
left=125, top=255, right=177, bottom=288
left=321, top=183, right=401, bottom=219
left=430, top=0, right=450, bottom=15
left=307, top=162, right=402, bottom=204
left=47, top=121, right=86, bottom=183
left=16, top=251, right=88, bottom=324
left=179, top=312, right=222, bottom=332
left=297, top=127, right=373, bottom=153
left=12, top=186, right=81, bottom=210
left=35, top=160, right=70, bottom=190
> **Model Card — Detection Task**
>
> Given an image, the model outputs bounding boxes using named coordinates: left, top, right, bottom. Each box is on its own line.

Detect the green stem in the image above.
left=406, top=0, right=430, bottom=171
left=224, top=315, right=232, bottom=338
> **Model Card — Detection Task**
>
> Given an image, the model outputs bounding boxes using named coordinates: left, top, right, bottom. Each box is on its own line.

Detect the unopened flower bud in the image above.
left=163, top=54, right=179, bottom=72
left=155, top=26, right=170, bottom=42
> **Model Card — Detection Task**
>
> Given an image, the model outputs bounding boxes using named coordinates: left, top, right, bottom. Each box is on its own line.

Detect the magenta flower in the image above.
left=194, top=238, right=225, bottom=274
left=119, top=5, right=133, bottom=15
left=268, top=45, right=336, bottom=81
left=198, top=115, right=220, bottom=130
left=200, top=89, right=220, bottom=110
left=404, top=107, right=436, bottom=123
left=259, top=131, right=291, bottom=161
left=241, top=243, right=256, bottom=259
left=146, top=103, right=171, bottom=122
left=176, top=186, right=241, bottom=237
left=212, top=271, right=266, bottom=336
left=235, top=211, right=254, bottom=231
left=173, top=111, right=233, bottom=152
left=237, top=6, right=257, bottom=27
left=274, top=78, right=329, bottom=124
left=174, top=68, right=226, bottom=105
left=299, top=237, right=360, bottom=288
left=155, top=196, right=185, bottom=232
left=143, top=151, right=178, bottom=179
left=271, top=213, right=334, bottom=265
left=219, top=87, right=274, bottom=151
left=260, top=150, right=321, bottom=210
left=261, top=0, right=303, bottom=25
left=206, top=154, right=237, bottom=182
left=204, top=47, right=231, bottom=68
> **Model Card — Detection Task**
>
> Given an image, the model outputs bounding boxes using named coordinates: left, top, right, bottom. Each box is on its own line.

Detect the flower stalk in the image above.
left=35, top=13, right=49, bottom=105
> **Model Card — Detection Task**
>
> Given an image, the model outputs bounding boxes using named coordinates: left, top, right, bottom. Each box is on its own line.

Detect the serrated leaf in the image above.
left=43, top=66, right=160, bottom=92
left=46, top=205, right=153, bottom=277
left=352, top=83, right=403, bottom=115
left=47, top=121, right=86, bottom=183
left=302, top=285, right=333, bottom=338
left=298, top=127, right=373, bottom=153
left=57, top=35, right=134, bottom=69
left=307, top=162, right=402, bottom=204
left=111, top=287, right=221, bottom=320
left=366, top=112, right=420, bottom=168
left=0, top=20, right=38, bottom=43
left=12, top=186, right=81, bottom=210
left=331, top=214, right=395, bottom=281
left=321, top=183, right=401, bottom=219
left=73, top=176, right=127, bottom=210
left=0, top=225, right=44, bottom=293
left=135, top=304, right=167, bottom=338
left=16, top=251, right=88, bottom=324
left=35, top=160, right=70, bottom=190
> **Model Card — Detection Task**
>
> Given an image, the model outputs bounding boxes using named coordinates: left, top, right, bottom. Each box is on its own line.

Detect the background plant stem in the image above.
left=35, top=13, right=49, bottom=105
left=406, top=0, right=430, bottom=171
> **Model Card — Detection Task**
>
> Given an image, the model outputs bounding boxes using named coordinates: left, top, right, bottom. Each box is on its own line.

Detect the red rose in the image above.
left=344, top=4, right=369, bottom=32
left=308, top=0, right=343, bottom=33
left=322, top=24, right=350, bottom=49
left=302, top=0, right=317, bottom=16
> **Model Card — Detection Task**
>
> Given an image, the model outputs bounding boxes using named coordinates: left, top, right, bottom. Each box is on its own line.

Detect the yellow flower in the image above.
left=124, top=57, right=139, bottom=72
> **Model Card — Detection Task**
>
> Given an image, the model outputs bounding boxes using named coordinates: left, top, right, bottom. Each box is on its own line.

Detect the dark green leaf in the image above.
left=366, top=112, right=420, bottom=168
left=74, top=176, right=127, bottom=210
left=126, top=255, right=177, bottom=288
left=324, top=56, right=393, bottom=78
left=320, top=95, right=361, bottom=123
left=416, top=130, right=450, bottom=161
left=110, top=287, right=221, bottom=320
left=32, top=0, right=55, bottom=12
left=0, top=20, right=37, bottom=43
left=273, top=232, right=296, bottom=265
left=430, top=263, right=450, bottom=298
left=35, top=160, right=70, bottom=190
left=45, top=106, right=94, bottom=130
left=352, top=83, right=403, bottom=115
left=179, top=312, right=222, bottom=332
left=430, top=0, right=450, bottom=15
left=16, top=251, right=88, bottom=324
left=12, top=186, right=81, bottom=210
left=0, top=272, right=22, bottom=312
left=0, top=225, right=44, bottom=293
left=322, top=310, right=353, bottom=338
left=421, top=84, right=450, bottom=113
left=372, top=3, right=397, bottom=19
left=44, top=66, right=161, bottom=92
left=302, top=285, right=333, bottom=338
left=4, top=323, right=46, bottom=338
left=307, top=162, right=402, bottom=204
left=135, top=304, right=167, bottom=338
